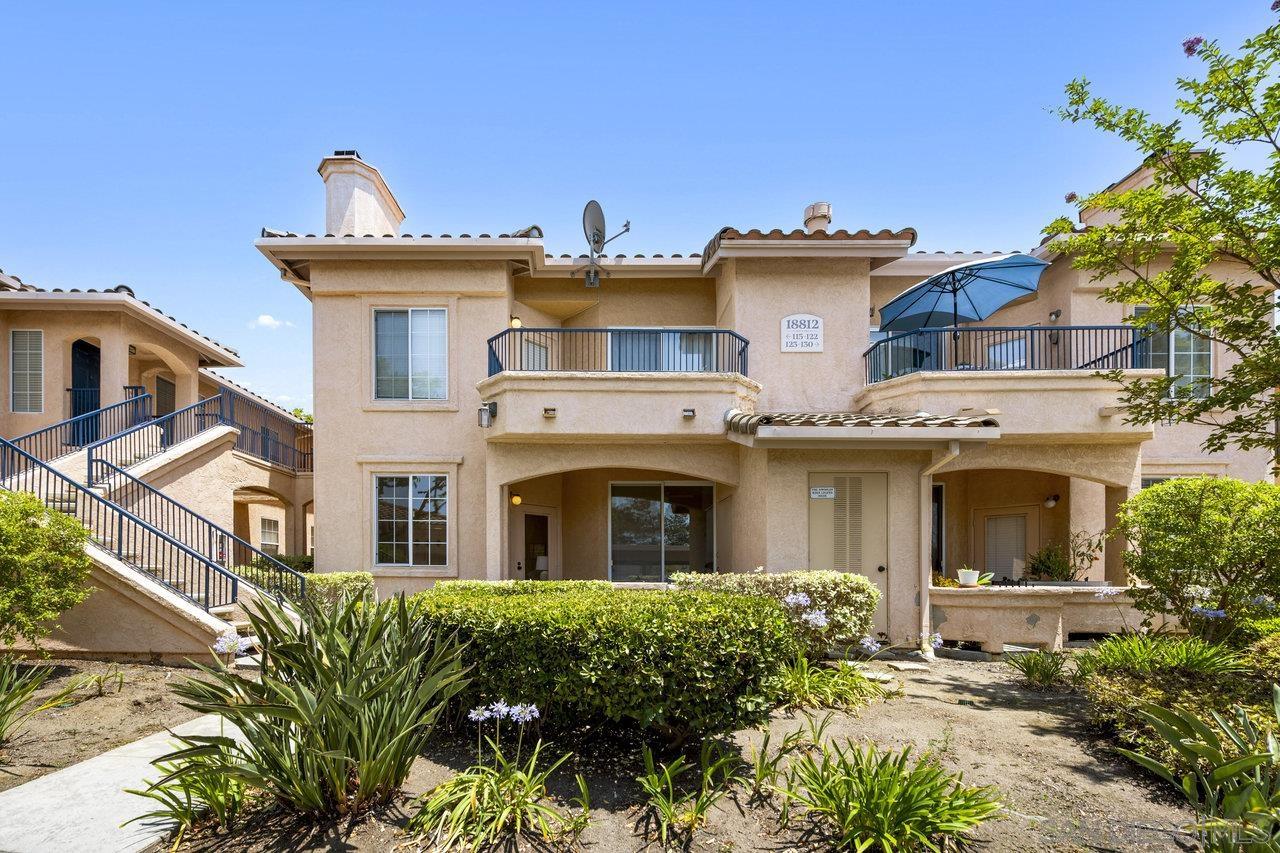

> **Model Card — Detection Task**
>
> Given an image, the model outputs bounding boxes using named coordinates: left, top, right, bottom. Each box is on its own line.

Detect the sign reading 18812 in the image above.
left=780, top=313, right=824, bottom=352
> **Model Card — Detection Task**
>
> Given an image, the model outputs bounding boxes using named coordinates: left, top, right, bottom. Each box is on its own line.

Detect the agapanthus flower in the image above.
left=1185, top=585, right=1213, bottom=602
left=1094, top=586, right=1124, bottom=599
left=1252, top=595, right=1276, bottom=610
left=488, top=699, right=511, bottom=719
left=467, top=706, right=491, bottom=723
left=783, top=592, right=812, bottom=609
left=1273, top=0, right=1279, bottom=12
left=1191, top=605, right=1227, bottom=620
left=859, top=636, right=882, bottom=654
left=213, top=630, right=251, bottom=656
left=509, top=703, right=541, bottom=724
left=1183, top=36, right=1204, bottom=57
left=921, top=631, right=943, bottom=650
left=1064, top=191, right=1078, bottom=204
left=801, top=609, right=829, bottom=630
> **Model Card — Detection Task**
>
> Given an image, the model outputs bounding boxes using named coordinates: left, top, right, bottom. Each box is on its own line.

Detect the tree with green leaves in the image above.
left=1045, top=13, right=1280, bottom=474
left=0, top=491, right=92, bottom=648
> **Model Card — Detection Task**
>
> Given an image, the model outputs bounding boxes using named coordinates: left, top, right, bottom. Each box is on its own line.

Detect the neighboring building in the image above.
left=257, top=151, right=1272, bottom=645
left=0, top=268, right=314, bottom=661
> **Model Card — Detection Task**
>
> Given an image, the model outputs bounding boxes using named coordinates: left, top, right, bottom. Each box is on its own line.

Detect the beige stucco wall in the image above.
left=0, top=306, right=207, bottom=438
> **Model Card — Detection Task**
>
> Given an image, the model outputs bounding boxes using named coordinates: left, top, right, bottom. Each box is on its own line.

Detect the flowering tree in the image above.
left=1045, top=11, right=1280, bottom=473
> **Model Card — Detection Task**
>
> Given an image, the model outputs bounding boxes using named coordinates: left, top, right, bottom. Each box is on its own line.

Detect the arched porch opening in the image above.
left=233, top=485, right=292, bottom=556
left=502, top=466, right=733, bottom=583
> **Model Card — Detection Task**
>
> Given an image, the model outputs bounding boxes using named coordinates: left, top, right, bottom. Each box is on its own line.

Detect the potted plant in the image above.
left=957, top=565, right=982, bottom=587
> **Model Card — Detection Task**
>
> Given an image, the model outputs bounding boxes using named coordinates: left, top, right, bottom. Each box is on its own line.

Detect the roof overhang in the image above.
left=727, top=424, right=1001, bottom=448
left=0, top=291, right=241, bottom=367
left=702, top=238, right=915, bottom=271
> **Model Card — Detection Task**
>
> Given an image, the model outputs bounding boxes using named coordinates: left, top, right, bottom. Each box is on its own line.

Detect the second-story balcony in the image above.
left=863, top=325, right=1147, bottom=384
left=479, top=328, right=757, bottom=442
left=487, top=328, right=749, bottom=377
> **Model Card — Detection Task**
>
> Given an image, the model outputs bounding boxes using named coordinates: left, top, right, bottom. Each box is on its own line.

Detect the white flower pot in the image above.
left=957, top=569, right=981, bottom=588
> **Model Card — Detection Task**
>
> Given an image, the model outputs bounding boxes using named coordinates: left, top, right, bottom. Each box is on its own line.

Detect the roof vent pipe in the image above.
left=804, top=202, right=832, bottom=234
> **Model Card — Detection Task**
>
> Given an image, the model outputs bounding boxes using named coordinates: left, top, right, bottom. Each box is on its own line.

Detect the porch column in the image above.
left=485, top=471, right=505, bottom=580
left=919, top=469, right=933, bottom=651
left=1103, top=483, right=1135, bottom=585
left=1069, top=478, right=1107, bottom=581
left=99, top=339, right=130, bottom=407
left=174, top=369, right=199, bottom=410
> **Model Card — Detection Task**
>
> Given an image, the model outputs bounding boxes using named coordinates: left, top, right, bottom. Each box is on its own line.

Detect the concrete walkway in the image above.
left=0, top=714, right=240, bottom=853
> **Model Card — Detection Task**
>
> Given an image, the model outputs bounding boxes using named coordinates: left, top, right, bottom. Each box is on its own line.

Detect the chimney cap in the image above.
left=803, top=201, right=832, bottom=234
left=332, top=149, right=363, bottom=159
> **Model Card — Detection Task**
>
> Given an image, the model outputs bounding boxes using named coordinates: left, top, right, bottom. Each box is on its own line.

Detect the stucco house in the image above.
left=257, top=151, right=1271, bottom=647
left=0, top=268, right=314, bottom=660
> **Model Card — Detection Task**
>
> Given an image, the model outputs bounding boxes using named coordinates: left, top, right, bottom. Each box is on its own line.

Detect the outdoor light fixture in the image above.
left=682, top=408, right=696, bottom=419
left=542, top=407, right=557, bottom=418
left=510, top=493, right=522, bottom=506
left=509, top=315, right=523, bottom=329
left=1043, top=494, right=1060, bottom=509
left=477, top=401, right=497, bottom=428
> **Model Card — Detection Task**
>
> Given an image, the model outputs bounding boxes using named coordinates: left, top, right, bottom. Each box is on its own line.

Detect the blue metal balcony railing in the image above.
left=90, top=458, right=305, bottom=601
left=221, top=389, right=313, bottom=472
left=86, top=396, right=224, bottom=487
left=486, top=328, right=750, bottom=377
left=863, top=325, right=1146, bottom=384
left=11, top=393, right=152, bottom=465
left=0, top=437, right=239, bottom=611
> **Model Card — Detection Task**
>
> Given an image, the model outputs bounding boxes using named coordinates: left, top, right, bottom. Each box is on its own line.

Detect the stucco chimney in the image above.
left=317, top=150, right=406, bottom=236
left=803, top=201, right=832, bottom=234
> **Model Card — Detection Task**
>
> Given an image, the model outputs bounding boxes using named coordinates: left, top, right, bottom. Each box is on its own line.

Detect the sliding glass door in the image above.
left=609, top=481, right=715, bottom=581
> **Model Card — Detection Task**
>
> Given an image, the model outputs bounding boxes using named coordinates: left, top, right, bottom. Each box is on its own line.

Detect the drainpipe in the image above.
left=919, top=440, right=961, bottom=657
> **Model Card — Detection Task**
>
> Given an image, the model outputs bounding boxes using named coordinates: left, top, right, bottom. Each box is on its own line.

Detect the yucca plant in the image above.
left=779, top=656, right=888, bottom=710
left=779, top=740, right=1002, bottom=851
left=154, top=593, right=466, bottom=818
left=1005, top=650, right=1071, bottom=690
left=125, top=738, right=246, bottom=851
left=1118, top=685, right=1280, bottom=850
left=1077, top=633, right=1246, bottom=677
left=0, top=657, right=79, bottom=745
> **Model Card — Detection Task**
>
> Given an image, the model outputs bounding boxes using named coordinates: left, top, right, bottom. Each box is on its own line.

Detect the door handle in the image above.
left=877, top=565, right=887, bottom=573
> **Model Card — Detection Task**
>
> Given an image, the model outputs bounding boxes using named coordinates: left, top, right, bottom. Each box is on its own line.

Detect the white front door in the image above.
left=508, top=505, right=560, bottom=580
left=808, top=472, right=889, bottom=636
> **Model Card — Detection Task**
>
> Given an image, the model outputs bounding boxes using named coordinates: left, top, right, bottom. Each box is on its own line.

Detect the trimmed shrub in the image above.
left=669, top=570, right=879, bottom=655
left=273, top=554, right=314, bottom=573
left=0, top=491, right=92, bottom=647
left=435, top=579, right=612, bottom=596
left=411, top=584, right=798, bottom=744
left=301, top=571, right=374, bottom=608
left=1113, top=476, right=1280, bottom=641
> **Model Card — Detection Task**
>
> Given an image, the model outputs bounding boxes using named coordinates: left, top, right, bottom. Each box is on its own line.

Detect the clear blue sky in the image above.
left=0, top=2, right=1270, bottom=412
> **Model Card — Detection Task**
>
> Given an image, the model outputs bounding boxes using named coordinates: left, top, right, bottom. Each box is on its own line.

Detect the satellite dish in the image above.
left=583, top=200, right=606, bottom=255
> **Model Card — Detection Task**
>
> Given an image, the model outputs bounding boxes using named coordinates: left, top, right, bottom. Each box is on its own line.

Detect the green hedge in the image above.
left=302, top=572, right=375, bottom=608
left=410, top=582, right=797, bottom=744
left=669, top=570, right=880, bottom=655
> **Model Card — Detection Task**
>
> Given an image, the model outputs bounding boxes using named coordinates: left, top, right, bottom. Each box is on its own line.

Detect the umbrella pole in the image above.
left=951, top=287, right=960, bottom=367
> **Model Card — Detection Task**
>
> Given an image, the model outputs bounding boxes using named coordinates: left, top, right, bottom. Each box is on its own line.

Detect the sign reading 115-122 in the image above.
left=780, top=313, right=824, bottom=352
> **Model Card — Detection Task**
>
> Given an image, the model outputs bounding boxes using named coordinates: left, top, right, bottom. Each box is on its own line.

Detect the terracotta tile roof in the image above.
left=725, top=410, right=999, bottom=435
left=259, top=228, right=543, bottom=240
left=703, top=226, right=917, bottom=260
left=0, top=268, right=239, bottom=359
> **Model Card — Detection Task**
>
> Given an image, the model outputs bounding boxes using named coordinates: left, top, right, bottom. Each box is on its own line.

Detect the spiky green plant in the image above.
left=153, top=594, right=466, bottom=818
left=637, top=741, right=742, bottom=845
left=0, top=657, right=79, bottom=745
left=125, top=738, right=245, bottom=851
left=1005, top=650, right=1071, bottom=690
left=779, top=656, right=887, bottom=710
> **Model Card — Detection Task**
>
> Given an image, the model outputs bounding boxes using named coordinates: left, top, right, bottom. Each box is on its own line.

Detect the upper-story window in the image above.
left=10, top=330, right=43, bottom=413
left=374, top=308, right=447, bottom=400
left=1134, top=306, right=1211, bottom=398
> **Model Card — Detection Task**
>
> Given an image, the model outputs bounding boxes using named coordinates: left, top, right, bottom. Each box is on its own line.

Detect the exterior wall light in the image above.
left=509, top=315, right=523, bottom=329
left=542, top=407, right=557, bottom=418
left=477, top=401, right=497, bottom=428
left=1043, top=494, right=1060, bottom=509
left=682, top=408, right=696, bottom=419
left=510, top=493, right=522, bottom=506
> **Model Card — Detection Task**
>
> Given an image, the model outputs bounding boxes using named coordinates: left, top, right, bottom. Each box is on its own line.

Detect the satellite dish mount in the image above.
left=573, top=200, right=630, bottom=287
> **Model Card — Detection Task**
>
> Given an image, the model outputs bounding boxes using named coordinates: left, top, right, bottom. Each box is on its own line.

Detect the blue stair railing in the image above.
left=90, top=457, right=306, bottom=601
left=220, top=389, right=313, bottom=472
left=86, top=396, right=223, bottom=487
left=0, top=437, right=239, bottom=611
left=11, top=393, right=152, bottom=465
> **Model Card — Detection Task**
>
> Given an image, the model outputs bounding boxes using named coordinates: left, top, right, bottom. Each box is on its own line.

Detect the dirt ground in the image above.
left=166, top=657, right=1197, bottom=852
left=0, top=659, right=202, bottom=793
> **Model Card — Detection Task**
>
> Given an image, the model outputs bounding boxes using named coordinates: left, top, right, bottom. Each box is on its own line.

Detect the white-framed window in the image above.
left=374, top=474, right=448, bottom=566
left=1135, top=306, right=1212, bottom=398
left=373, top=308, right=447, bottom=400
left=521, top=339, right=549, bottom=370
left=260, top=518, right=280, bottom=556
left=10, top=330, right=43, bottom=413
left=986, top=338, right=1027, bottom=369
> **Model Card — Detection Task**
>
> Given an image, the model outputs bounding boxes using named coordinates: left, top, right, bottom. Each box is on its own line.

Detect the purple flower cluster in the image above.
left=1273, top=1, right=1279, bottom=13
left=1183, top=36, right=1204, bottom=57
left=921, top=631, right=944, bottom=650
left=213, top=630, right=252, bottom=656
left=801, top=609, right=829, bottom=630
left=782, top=592, right=812, bottom=609
left=1064, top=191, right=1079, bottom=204
left=468, top=699, right=541, bottom=724
left=1094, top=586, right=1125, bottom=599
left=859, top=636, right=882, bottom=655
left=1190, top=605, right=1227, bottom=620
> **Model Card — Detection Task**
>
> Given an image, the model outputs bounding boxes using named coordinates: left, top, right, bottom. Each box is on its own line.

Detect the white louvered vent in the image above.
left=10, top=330, right=42, bottom=414
left=833, top=475, right=864, bottom=572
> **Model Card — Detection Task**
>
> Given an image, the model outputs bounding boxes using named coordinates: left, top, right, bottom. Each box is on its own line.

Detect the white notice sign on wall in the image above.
left=809, top=486, right=836, bottom=500
left=781, top=314, right=824, bottom=352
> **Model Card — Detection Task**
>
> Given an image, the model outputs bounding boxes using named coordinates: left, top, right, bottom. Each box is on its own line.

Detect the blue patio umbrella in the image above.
left=877, top=253, right=1050, bottom=333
